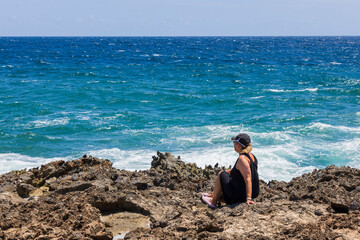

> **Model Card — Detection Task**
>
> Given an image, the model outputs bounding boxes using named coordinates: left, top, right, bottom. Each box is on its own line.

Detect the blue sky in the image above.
left=1, top=0, right=360, bottom=36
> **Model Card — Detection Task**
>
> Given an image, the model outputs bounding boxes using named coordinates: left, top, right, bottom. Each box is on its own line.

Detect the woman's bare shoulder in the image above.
left=239, top=154, right=252, bottom=163
left=236, top=155, right=251, bottom=169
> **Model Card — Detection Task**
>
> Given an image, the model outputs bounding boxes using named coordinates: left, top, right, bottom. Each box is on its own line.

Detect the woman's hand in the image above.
left=246, top=199, right=256, bottom=206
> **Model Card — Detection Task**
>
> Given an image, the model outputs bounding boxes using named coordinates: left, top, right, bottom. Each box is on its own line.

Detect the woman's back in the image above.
left=229, top=153, right=260, bottom=202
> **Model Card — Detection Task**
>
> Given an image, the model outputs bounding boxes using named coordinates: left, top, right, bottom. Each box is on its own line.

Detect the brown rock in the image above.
left=16, top=183, right=36, bottom=198
left=1, top=152, right=359, bottom=239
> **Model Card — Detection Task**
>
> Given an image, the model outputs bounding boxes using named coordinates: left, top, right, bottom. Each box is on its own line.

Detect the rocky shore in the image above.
left=0, top=152, right=359, bottom=239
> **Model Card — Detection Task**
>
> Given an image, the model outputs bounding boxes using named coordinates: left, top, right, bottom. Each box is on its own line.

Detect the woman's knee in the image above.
left=216, top=171, right=223, bottom=182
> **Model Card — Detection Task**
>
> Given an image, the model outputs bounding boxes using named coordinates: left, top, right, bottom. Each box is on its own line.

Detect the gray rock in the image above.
left=132, top=181, right=148, bottom=190
left=56, top=183, right=94, bottom=194
left=16, top=183, right=35, bottom=198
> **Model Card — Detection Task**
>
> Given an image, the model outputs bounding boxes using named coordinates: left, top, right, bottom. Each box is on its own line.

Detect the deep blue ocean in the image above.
left=0, top=37, right=359, bottom=181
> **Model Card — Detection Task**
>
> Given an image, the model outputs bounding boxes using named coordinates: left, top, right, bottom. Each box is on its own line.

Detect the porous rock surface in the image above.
left=0, top=152, right=359, bottom=239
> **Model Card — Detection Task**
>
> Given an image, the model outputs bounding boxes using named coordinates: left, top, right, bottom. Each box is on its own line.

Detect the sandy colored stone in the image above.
left=100, top=211, right=150, bottom=237
left=29, top=188, right=44, bottom=197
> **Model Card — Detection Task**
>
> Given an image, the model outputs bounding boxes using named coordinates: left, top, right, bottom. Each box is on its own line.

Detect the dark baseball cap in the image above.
left=231, top=133, right=251, bottom=148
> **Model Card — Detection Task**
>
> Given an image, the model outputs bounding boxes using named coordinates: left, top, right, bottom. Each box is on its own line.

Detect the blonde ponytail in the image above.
left=240, top=143, right=252, bottom=154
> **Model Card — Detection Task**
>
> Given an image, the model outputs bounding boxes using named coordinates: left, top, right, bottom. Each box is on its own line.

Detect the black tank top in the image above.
left=229, top=153, right=260, bottom=201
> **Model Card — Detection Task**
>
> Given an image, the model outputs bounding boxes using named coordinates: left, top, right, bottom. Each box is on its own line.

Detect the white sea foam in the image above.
left=173, top=147, right=237, bottom=171
left=39, top=60, right=50, bottom=65
left=1, top=138, right=357, bottom=182
left=86, top=73, right=97, bottom=77
left=349, top=160, right=360, bottom=169
left=143, top=124, right=315, bottom=181
left=153, top=124, right=294, bottom=148
left=156, top=124, right=358, bottom=180
left=248, top=130, right=294, bottom=143
left=87, top=148, right=155, bottom=171
left=268, top=89, right=287, bottom=93
left=0, top=149, right=155, bottom=175
left=334, top=137, right=360, bottom=153
left=250, top=96, right=265, bottom=99
left=31, top=117, right=70, bottom=128
left=332, top=138, right=360, bottom=168
left=267, top=88, right=318, bottom=93
left=306, top=122, right=360, bottom=133
left=158, top=124, right=247, bottom=146
left=45, top=136, right=62, bottom=140
left=0, top=153, right=69, bottom=174
left=95, top=126, right=114, bottom=131
left=76, top=116, right=91, bottom=121
left=2, top=123, right=358, bottom=181
left=173, top=144, right=315, bottom=182
left=254, top=145, right=316, bottom=182
left=343, top=78, right=360, bottom=86
left=20, top=79, right=38, bottom=83
left=302, top=88, right=318, bottom=92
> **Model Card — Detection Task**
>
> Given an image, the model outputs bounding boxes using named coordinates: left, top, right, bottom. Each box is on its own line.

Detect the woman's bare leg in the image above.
left=210, top=172, right=223, bottom=205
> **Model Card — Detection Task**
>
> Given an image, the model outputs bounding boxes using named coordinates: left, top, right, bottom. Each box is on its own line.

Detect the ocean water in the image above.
left=0, top=36, right=359, bottom=181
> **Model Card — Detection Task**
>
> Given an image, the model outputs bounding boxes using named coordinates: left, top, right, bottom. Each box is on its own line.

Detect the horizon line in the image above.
left=1, top=35, right=360, bottom=38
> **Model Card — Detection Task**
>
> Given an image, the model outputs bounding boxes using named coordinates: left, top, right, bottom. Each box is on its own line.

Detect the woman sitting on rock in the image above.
left=201, top=133, right=260, bottom=209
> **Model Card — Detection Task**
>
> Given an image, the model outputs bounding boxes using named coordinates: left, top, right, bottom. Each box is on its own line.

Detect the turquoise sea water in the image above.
left=0, top=37, right=359, bottom=181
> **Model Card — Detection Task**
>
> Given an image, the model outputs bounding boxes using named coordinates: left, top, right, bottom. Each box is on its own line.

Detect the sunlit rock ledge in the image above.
left=0, top=152, right=359, bottom=239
